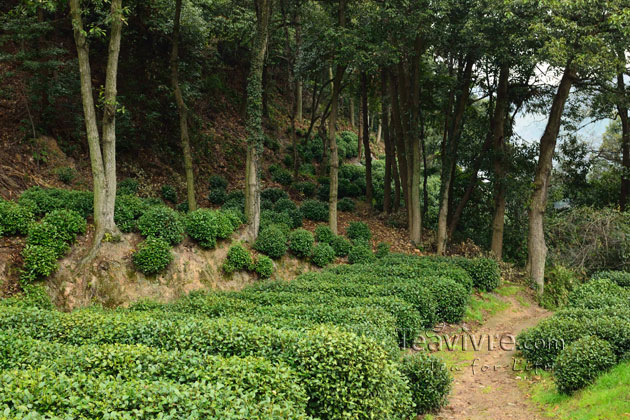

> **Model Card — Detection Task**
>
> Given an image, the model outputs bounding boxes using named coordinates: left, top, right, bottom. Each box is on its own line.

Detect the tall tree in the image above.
left=170, top=0, right=196, bottom=212
left=616, top=52, right=629, bottom=211
left=69, top=0, right=124, bottom=247
left=361, top=72, right=373, bottom=210
left=244, top=0, right=272, bottom=241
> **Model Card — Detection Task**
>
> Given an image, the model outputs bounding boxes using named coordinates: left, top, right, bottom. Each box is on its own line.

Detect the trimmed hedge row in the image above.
left=592, top=270, right=630, bottom=288
left=0, top=306, right=414, bottom=419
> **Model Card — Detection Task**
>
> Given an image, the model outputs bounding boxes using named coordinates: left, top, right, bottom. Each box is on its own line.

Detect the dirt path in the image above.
left=435, top=291, right=551, bottom=420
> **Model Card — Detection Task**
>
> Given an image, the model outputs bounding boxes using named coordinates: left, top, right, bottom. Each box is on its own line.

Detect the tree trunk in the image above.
left=361, top=72, right=373, bottom=210
left=393, top=142, right=401, bottom=212
left=328, top=65, right=345, bottom=234
left=244, top=0, right=272, bottom=242
left=357, top=99, right=363, bottom=160
left=617, top=70, right=629, bottom=212
left=382, top=70, right=392, bottom=214
left=170, top=0, right=196, bottom=212
left=350, top=97, right=355, bottom=128
left=389, top=71, right=409, bottom=215
left=69, top=0, right=122, bottom=245
left=295, top=13, right=303, bottom=123
left=436, top=57, right=474, bottom=255
left=527, top=65, right=576, bottom=294
left=421, top=119, right=429, bottom=223
left=376, top=119, right=382, bottom=145
left=490, top=64, right=510, bottom=259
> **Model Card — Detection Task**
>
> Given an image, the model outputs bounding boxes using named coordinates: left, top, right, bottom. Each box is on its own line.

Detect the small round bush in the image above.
left=26, top=222, right=69, bottom=258
left=311, top=242, right=335, bottom=267
left=426, top=279, right=469, bottom=324
left=226, top=190, right=245, bottom=202
left=254, top=255, right=274, bottom=278
left=288, top=229, right=315, bottom=259
left=185, top=209, right=218, bottom=248
left=133, top=237, right=173, bottom=275
left=117, top=178, right=139, bottom=196
left=337, top=197, right=355, bottom=212
left=161, top=184, right=178, bottom=203
left=254, top=225, right=288, bottom=259
left=286, top=208, right=303, bottom=229
left=223, top=243, right=253, bottom=274
left=567, top=278, right=626, bottom=309
left=294, top=181, right=316, bottom=197
left=20, top=244, right=59, bottom=283
left=348, top=242, right=374, bottom=265
left=261, top=188, right=288, bottom=203
left=208, top=188, right=227, bottom=205
left=0, top=201, right=34, bottom=236
left=55, top=167, right=76, bottom=184
left=115, top=195, right=149, bottom=232
left=314, top=225, right=335, bottom=244
left=176, top=201, right=189, bottom=213
left=137, top=205, right=185, bottom=245
left=261, top=199, right=274, bottom=211
left=400, top=353, right=451, bottom=414
left=272, top=168, right=293, bottom=186
left=554, top=336, right=617, bottom=394
left=592, top=271, right=630, bottom=288
left=222, top=210, right=243, bottom=230
left=260, top=210, right=292, bottom=233
left=274, top=198, right=298, bottom=213
left=214, top=211, right=237, bottom=239
left=41, top=209, right=86, bottom=243
left=346, top=221, right=371, bottom=242
left=375, top=242, right=390, bottom=259
left=331, top=235, right=352, bottom=257
left=301, top=199, right=328, bottom=222
left=209, top=174, right=228, bottom=190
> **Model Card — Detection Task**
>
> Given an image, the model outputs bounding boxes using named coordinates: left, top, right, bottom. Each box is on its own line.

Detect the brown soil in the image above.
left=435, top=291, right=552, bottom=420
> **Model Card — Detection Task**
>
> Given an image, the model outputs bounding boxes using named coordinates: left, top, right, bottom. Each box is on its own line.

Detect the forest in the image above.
left=0, top=0, right=629, bottom=419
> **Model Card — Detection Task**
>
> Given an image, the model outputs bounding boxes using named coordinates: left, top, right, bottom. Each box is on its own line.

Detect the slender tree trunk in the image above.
left=490, top=64, right=511, bottom=259
left=617, top=70, right=629, bottom=212
left=376, top=119, right=382, bottom=144
left=361, top=72, right=373, bottom=210
left=382, top=70, right=392, bottom=214
left=295, top=14, right=302, bottom=123
left=357, top=99, right=363, bottom=160
left=244, top=0, right=272, bottom=241
left=389, top=71, right=409, bottom=214
left=436, top=57, right=474, bottom=255
left=421, top=118, right=429, bottom=223
left=328, top=65, right=345, bottom=234
left=70, top=0, right=122, bottom=245
left=393, top=142, right=401, bottom=212
left=350, top=97, right=355, bottom=128
left=527, top=65, right=576, bottom=294
left=171, top=0, right=196, bottom=212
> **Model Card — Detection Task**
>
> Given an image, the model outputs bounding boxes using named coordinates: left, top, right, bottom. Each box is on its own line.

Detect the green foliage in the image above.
left=18, top=187, right=93, bottom=217
left=274, top=198, right=297, bottom=213
left=400, top=352, right=452, bottom=414
left=114, top=195, right=149, bottom=233
left=294, top=181, right=317, bottom=197
left=54, top=166, right=76, bottom=184
left=209, top=187, right=228, bottom=205
left=185, top=209, right=218, bottom=248
left=254, top=255, right=274, bottom=278
left=346, top=221, right=371, bottom=242
left=133, top=237, right=173, bottom=275
left=254, top=225, right=288, bottom=259
left=223, top=243, right=253, bottom=273
left=288, top=228, right=315, bottom=259
left=20, top=245, right=58, bottom=283
left=0, top=284, right=54, bottom=310
left=314, top=225, right=335, bottom=244
left=540, top=265, right=581, bottom=310
left=554, top=336, right=617, bottom=395
left=209, top=174, right=228, bottom=190
left=348, top=242, right=374, bottom=264
left=301, top=199, right=328, bottom=221
left=331, top=235, right=352, bottom=257
left=337, top=131, right=359, bottom=158
left=160, top=184, right=177, bottom=203
left=41, top=209, right=86, bottom=243
left=311, top=243, right=335, bottom=267
left=137, top=205, right=185, bottom=245
left=260, top=209, right=292, bottom=232
left=566, top=278, right=628, bottom=310
left=117, top=178, right=139, bottom=196
left=0, top=200, right=34, bottom=236
left=271, top=167, right=293, bottom=186
left=337, top=197, right=355, bottom=212
left=375, top=242, right=390, bottom=259
left=26, top=222, right=69, bottom=258
left=261, top=188, right=288, bottom=203
left=426, top=279, right=469, bottom=324
left=592, top=271, right=630, bottom=288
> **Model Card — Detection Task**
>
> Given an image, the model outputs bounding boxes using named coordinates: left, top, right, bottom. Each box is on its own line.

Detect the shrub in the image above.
left=566, top=278, right=628, bottom=309
left=311, top=243, right=335, bottom=267
left=286, top=207, right=303, bottom=229
left=254, top=255, right=274, bottom=278
left=260, top=209, right=292, bottom=233
left=214, top=211, right=237, bottom=239
left=314, top=225, right=335, bottom=244
left=41, top=209, right=86, bottom=243
left=133, top=237, right=173, bottom=275
left=261, top=188, right=288, bottom=203
left=337, top=197, right=355, bottom=212
left=539, top=265, right=581, bottom=309
left=274, top=198, right=297, bottom=213
left=137, top=205, right=185, bottom=245
left=66, top=190, right=94, bottom=218
left=209, top=174, right=228, bottom=190
left=223, top=243, right=253, bottom=274
left=223, top=209, right=244, bottom=229
left=161, top=184, right=177, bottom=203
left=592, top=271, right=630, bottom=288
left=18, top=186, right=67, bottom=216
left=54, top=166, right=76, bottom=184
left=26, top=222, right=68, bottom=258
left=331, top=235, right=351, bottom=257
left=554, top=336, right=617, bottom=394
left=288, top=229, right=315, bottom=259
left=375, top=242, right=390, bottom=259
left=254, top=225, right=288, bottom=259
left=517, top=317, right=588, bottom=368
left=401, top=353, right=452, bottom=413
left=208, top=188, right=227, bottom=205
left=185, top=209, right=218, bottom=248
left=346, top=221, right=371, bottom=242
left=176, top=201, right=189, bottom=213
left=117, top=178, right=139, bottom=196
left=20, top=245, right=59, bottom=283
left=348, top=242, right=374, bottom=264
left=272, top=167, right=293, bottom=186
left=294, top=181, right=316, bottom=197
left=301, top=199, right=328, bottom=221
left=114, top=195, right=149, bottom=232
left=0, top=201, right=33, bottom=235
left=425, top=279, right=469, bottom=324
left=453, top=257, right=501, bottom=291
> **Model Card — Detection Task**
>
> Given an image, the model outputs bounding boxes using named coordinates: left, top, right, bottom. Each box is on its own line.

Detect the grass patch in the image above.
left=495, top=283, right=524, bottom=297
left=431, top=348, right=476, bottom=376
left=523, top=360, right=630, bottom=419
left=464, top=293, right=510, bottom=323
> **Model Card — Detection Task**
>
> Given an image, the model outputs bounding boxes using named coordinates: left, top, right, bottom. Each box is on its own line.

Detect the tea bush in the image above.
left=137, top=205, right=185, bottom=245
left=0, top=200, right=33, bottom=235
left=26, top=222, right=69, bottom=258
left=161, top=184, right=177, bottom=203
left=254, top=225, right=288, bottom=259
left=209, top=174, right=228, bottom=190
left=208, top=187, right=228, bottom=205
left=337, top=197, right=355, bottom=212
left=117, top=178, right=139, bottom=196
left=331, top=235, right=351, bottom=257
left=288, top=228, right=314, bottom=259
left=133, top=237, right=173, bottom=275
left=315, top=225, right=335, bottom=244
left=20, top=245, right=59, bottom=283
left=114, top=195, right=149, bottom=232
left=311, top=243, right=335, bottom=267
left=186, top=209, right=218, bottom=248
left=301, top=199, right=328, bottom=221
left=254, top=255, right=274, bottom=278
left=554, top=336, right=617, bottom=394
left=41, top=209, right=86, bottom=243
left=400, top=352, right=452, bottom=413
left=346, top=221, right=371, bottom=242
left=592, top=270, right=630, bottom=288
left=223, top=243, right=253, bottom=273
left=348, top=242, right=373, bottom=264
